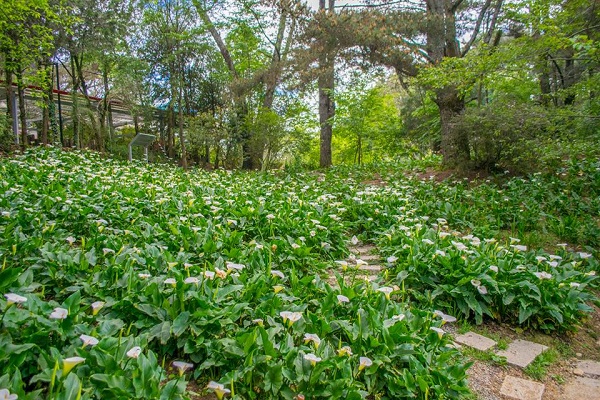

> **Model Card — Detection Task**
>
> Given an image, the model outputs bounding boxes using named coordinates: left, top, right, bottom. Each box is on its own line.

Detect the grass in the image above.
left=524, top=349, right=559, bottom=381
left=461, top=347, right=507, bottom=367
left=496, top=338, right=509, bottom=351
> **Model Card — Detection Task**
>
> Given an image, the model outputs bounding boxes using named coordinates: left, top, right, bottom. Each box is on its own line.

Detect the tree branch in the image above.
left=193, top=0, right=238, bottom=79
left=461, top=0, right=493, bottom=57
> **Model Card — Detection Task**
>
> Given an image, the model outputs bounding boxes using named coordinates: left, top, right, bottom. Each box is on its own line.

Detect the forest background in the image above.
left=1, top=0, right=599, bottom=173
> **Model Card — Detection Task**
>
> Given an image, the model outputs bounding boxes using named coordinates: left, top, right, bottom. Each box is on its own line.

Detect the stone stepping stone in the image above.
left=495, top=339, right=548, bottom=368
left=357, top=254, right=380, bottom=262
left=358, top=265, right=382, bottom=274
left=500, top=376, right=545, bottom=400
left=454, top=332, right=496, bottom=351
left=354, top=275, right=377, bottom=282
left=562, top=377, right=600, bottom=400
left=575, top=360, right=600, bottom=378
left=351, top=246, right=376, bottom=255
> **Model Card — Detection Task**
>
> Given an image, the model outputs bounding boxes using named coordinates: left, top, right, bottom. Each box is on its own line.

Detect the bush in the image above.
left=454, top=100, right=553, bottom=172
left=379, top=221, right=598, bottom=331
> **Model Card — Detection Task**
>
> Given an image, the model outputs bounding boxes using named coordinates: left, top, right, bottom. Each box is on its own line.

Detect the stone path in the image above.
left=328, top=237, right=383, bottom=286
left=563, top=360, right=600, bottom=400
left=330, top=237, right=600, bottom=400
left=455, top=328, right=600, bottom=400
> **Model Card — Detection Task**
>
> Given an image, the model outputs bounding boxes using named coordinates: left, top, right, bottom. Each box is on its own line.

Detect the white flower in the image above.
left=511, top=245, right=527, bottom=252
left=271, top=270, right=285, bottom=279
left=433, top=310, right=456, bottom=323
left=377, top=286, right=394, bottom=299
left=252, top=319, right=264, bottom=326
left=586, top=271, right=596, bottom=276
left=547, top=261, right=559, bottom=268
left=335, top=260, right=349, bottom=270
left=0, top=388, right=17, bottom=400
left=66, top=236, right=76, bottom=244
left=358, top=356, right=373, bottom=370
left=549, top=255, right=562, bottom=260
left=4, top=293, right=27, bottom=305
left=489, top=265, right=498, bottom=273
left=226, top=262, right=245, bottom=272
left=304, top=333, right=321, bottom=348
left=207, top=381, right=231, bottom=400
left=204, top=271, right=215, bottom=280
left=422, top=239, right=434, bottom=245
left=452, top=241, right=468, bottom=251
left=164, top=278, right=177, bottom=285
left=535, top=256, right=546, bottom=263
left=291, top=243, right=300, bottom=249
left=386, top=256, right=398, bottom=264
left=172, top=361, right=193, bottom=376
left=91, top=301, right=105, bottom=315
left=126, top=346, right=142, bottom=358
left=470, top=279, right=481, bottom=287
left=266, top=214, right=275, bottom=220
left=509, top=237, right=521, bottom=243
left=435, top=249, right=446, bottom=257
left=215, top=268, right=227, bottom=279
left=355, top=259, right=368, bottom=267
left=337, top=295, right=350, bottom=303
left=430, top=327, right=445, bottom=338
left=570, top=282, right=581, bottom=288
left=304, top=353, right=321, bottom=366
left=579, top=252, right=593, bottom=259
left=351, top=235, right=359, bottom=245
left=439, top=232, right=451, bottom=238
left=556, top=243, right=568, bottom=248
left=477, top=285, right=488, bottom=295
left=49, top=307, right=68, bottom=320
left=79, top=334, right=99, bottom=347
left=338, top=346, right=352, bottom=356
left=138, top=273, right=151, bottom=279
left=184, top=277, right=199, bottom=284
left=534, top=271, right=553, bottom=280
left=62, top=356, right=85, bottom=375
left=280, top=311, right=302, bottom=325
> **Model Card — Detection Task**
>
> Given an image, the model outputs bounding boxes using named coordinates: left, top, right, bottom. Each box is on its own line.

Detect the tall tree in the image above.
left=318, top=0, right=335, bottom=168
left=193, top=0, right=301, bottom=169
left=0, top=0, right=59, bottom=148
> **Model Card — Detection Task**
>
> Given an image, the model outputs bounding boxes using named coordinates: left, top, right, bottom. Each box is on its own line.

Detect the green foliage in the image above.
left=0, top=148, right=474, bottom=399
left=0, top=114, right=14, bottom=153
left=524, top=349, right=559, bottom=381
left=454, top=99, right=553, bottom=172
left=333, top=82, right=403, bottom=164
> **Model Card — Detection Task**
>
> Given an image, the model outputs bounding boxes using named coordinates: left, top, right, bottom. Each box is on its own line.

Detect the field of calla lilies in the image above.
left=0, top=148, right=598, bottom=399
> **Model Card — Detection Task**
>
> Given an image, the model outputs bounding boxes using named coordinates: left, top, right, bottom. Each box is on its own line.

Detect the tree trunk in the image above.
left=70, top=56, right=80, bottom=148
left=435, top=87, right=469, bottom=167
left=167, top=105, right=175, bottom=158
left=318, top=0, right=335, bottom=168
left=41, top=63, right=52, bottom=145
left=5, top=65, right=15, bottom=143
left=74, top=54, right=102, bottom=151
left=178, top=81, right=187, bottom=169
left=15, top=67, right=28, bottom=149
left=100, top=63, right=110, bottom=149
